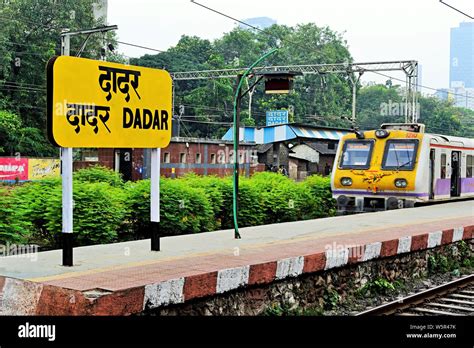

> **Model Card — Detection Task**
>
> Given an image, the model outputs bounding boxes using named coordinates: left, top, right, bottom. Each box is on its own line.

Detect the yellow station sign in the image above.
left=47, top=56, right=172, bottom=148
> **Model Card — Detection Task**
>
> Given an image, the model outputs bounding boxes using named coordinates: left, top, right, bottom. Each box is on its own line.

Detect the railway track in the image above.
left=356, top=274, right=474, bottom=316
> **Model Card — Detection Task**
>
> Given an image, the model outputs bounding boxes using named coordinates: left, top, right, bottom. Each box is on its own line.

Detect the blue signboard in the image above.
left=266, top=110, right=289, bottom=126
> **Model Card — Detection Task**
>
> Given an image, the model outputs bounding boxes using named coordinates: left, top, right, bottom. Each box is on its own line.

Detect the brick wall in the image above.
left=76, top=141, right=263, bottom=180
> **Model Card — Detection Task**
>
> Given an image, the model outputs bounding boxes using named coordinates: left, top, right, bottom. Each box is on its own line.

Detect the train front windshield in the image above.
left=382, top=140, right=418, bottom=170
left=340, top=140, right=374, bottom=169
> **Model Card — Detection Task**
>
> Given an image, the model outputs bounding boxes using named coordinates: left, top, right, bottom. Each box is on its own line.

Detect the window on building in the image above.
left=164, top=152, right=170, bottom=163
left=441, top=153, right=447, bottom=179
left=74, top=149, right=99, bottom=162
left=180, top=153, right=186, bottom=163
left=195, top=153, right=201, bottom=164
left=467, top=155, right=473, bottom=178
left=218, top=152, right=226, bottom=164
left=210, top=153, right=216, bottom=164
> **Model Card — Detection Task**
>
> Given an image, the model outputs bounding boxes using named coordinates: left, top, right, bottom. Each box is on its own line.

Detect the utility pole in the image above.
left=59, top=25, right=118, bottom=266
left=234, top=74, right=242, bottom=239
left=349, top=72, right=363, bottom=123
left=246, top=77, right=256, bottom=120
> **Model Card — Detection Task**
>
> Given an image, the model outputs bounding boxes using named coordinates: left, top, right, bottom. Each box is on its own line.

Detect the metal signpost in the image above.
left=48, top=48, right=172, bottom=265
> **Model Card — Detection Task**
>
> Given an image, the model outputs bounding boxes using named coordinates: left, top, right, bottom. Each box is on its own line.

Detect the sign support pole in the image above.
left=150, top=148, right=161, bottom=251
left=58, top=25, right=118, bottom=267
left=60, top=33, right=74, bottom=266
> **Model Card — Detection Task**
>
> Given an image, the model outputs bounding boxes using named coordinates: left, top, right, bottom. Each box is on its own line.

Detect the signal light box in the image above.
left=47, top=56, right=172, bottom=148
left=257, top=71, right=302, bottom=95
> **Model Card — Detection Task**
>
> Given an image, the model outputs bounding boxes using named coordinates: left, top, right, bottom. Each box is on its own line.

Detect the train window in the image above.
left=441, top=154, right=447, bottom=179
left=339, top=140, right=374, bottom=169
left=467, top=155, right=473, bottom=178
left=382, top=139, right=419, bottom=170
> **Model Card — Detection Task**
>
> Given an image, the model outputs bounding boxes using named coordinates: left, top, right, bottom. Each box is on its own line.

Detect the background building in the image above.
left=93, top=0, right=108, bottom=23
left=450, top=22, right=474, bottom=88
left=239, top=17, right=276, bottom=30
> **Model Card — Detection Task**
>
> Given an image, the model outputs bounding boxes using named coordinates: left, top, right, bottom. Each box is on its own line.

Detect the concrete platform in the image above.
left=0, top=201, right=473, bottom=315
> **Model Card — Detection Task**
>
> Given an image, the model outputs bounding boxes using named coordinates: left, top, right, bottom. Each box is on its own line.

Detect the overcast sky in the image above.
left=108, top=0, right=474, bottom=91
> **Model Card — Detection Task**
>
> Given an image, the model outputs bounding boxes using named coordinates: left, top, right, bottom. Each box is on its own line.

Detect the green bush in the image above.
left=123, top=178, right=216, bottom=237
left=121, top=179, right=152, bottom=240
left=43, top=181, right=128, bottom=246
left=358, top=277, right=397, bottom=296
left=3, top=168, right=337, bottom=248
left=10, top=178, right=61, bottom=246
left=220, top=177, right=265, bottom=228
left=301, top=175, right=336, bottom=218
left=179, top=173, right=226, bottom=227
left=250, top=172, right=313, bottom=224
left=74, top=165, right=124, bottom=188
left=0, top=188, right=31, bottom=245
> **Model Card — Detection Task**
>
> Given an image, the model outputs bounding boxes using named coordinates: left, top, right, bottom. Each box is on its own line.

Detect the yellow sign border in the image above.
left=47, top=56, right=172, bottom=148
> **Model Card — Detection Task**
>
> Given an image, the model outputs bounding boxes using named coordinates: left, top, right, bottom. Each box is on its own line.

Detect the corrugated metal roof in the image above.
left=222, top=124, right=350, bottom=144
left=306, top=142, right=338, bottom=155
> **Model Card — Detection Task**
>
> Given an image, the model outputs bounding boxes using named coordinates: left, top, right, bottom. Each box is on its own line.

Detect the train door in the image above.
left=429, top=149, right=435, bottom=199
left=450, top=151, right=461, bottom=197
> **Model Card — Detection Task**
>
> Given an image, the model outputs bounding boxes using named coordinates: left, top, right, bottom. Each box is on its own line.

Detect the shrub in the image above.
left=3, top=169, right=337, bottom=248
left=0, top=188, right=31, bottom=245
left=220, top=177, right=265, bottom=229
left=10, top=178, right=61, bottom=246
left=121, top=179, right=152, bottom=240
left=43, top=181, right=128, bottom=246
left=123, top=178, right=216, bottom=237
left=74, top=165, right=124, bottom=188
left=179, top=174, right=226, bottom=228
left=301, top=175, right=336, bottom=218
left=358, top=277, right=396, bottom=296
left=249, top=172, right=294, bottom=224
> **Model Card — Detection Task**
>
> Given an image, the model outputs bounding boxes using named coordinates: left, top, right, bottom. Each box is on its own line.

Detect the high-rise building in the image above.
left=434, top=85, right=474, bottom=111
left=92, top=0, right=108, bottom=24
left=450, top=22, right=474, bottom=88
left=239, top=17, right=276, bottom=30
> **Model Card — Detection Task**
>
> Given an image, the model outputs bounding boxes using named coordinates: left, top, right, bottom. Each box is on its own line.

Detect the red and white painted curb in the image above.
left=0, top=225, right=472, bottom=316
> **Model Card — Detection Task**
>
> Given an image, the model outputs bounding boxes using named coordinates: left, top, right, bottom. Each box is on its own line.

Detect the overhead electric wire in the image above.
left=179, top=119, right=233, bottom=125
left=370, top=70, right=474, bottom=102
left=439, top=0, right=473, bottom=19
left=190, top=0, right=474, bottom=106
left=116, top=41, right=165, bottom=53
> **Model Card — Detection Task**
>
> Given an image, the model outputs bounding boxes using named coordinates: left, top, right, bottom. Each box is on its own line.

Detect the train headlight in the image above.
left=341, top=177, right=353, bottom=186
left=394, top=179, right=407, bottom=188
left=375, top=129, right=390, bottom=138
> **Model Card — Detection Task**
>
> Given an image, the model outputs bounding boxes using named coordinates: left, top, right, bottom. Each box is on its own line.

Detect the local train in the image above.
left=331, top=123, right=474, bottom=213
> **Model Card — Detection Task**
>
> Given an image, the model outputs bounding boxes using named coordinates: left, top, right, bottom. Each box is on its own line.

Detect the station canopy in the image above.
left=222, top=123, right=351, bottom=144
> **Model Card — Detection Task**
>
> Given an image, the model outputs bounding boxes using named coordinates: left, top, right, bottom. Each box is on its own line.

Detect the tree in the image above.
left=0, top=109, right=55, bottom=156
left=356, top=84, right=472, bottom=137
left=0, top=110, right=22, bottom=154
left=357, top=84, right=404, bottom=130
left=132, top=23, right=355, bottom=137
left=0, top=0, right=114, bottom=136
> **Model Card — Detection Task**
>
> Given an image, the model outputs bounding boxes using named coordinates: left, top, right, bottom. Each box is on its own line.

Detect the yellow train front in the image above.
left=331, top=123, right=474, bottom=213
left=331, top=124, right=425, bottom=213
